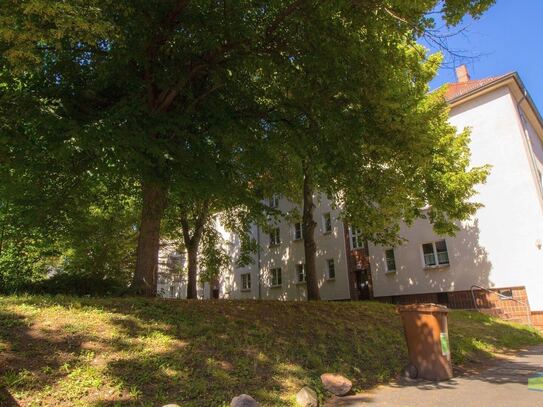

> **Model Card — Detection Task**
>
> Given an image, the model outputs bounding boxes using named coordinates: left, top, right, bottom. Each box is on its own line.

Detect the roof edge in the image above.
left=447, top=72, right=543, bottom=135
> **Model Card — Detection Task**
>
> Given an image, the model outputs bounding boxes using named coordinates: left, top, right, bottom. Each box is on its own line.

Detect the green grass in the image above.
left=0, top=296, right=541, bottom=406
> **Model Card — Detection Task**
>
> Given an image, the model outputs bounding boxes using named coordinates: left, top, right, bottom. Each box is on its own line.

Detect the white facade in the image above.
left=369, top=76, right=543, bottom=310
left=229, top=195, right=352, bottom=300
left=157, top=218, right=238, bottom=300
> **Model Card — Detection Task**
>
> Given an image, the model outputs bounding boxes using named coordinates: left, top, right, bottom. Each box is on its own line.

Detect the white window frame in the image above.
left=270, top=267, right=282, bottom=287
left=349, top=226, right=364, bottom=250
left=269, top=227, right=281, bottom=246
left=384, top=248, right=397, bottom=273
left=296, top=263, right=306, bottom=283
left=322, top=212, right=332, bottom=233
left=241, top=273, right=251, bottom=291
left=421, top=240, right=450, bottom=268
left=326, top=258, right=335, bottom=280
left=269, top=195, right=279, bottom=208
left=293, top=222, right=303, bottom=240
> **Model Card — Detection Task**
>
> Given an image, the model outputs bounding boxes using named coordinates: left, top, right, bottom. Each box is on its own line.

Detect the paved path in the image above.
left=325, top=346, right=543, bottom=406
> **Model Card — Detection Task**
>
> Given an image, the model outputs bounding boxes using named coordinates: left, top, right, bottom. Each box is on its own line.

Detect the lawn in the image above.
left=0, top=296, right=541, bottom=406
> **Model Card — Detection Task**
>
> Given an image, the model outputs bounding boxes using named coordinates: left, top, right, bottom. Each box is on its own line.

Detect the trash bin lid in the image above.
left=397, top=303, right=449, bottom=313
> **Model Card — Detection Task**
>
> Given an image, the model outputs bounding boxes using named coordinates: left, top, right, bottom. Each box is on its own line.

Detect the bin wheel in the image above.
left=404, top=364, right=418, bottom=380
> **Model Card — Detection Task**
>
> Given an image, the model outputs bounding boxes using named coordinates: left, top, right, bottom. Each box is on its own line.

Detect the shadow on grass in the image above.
left=0, top=296, right=541, bottom=406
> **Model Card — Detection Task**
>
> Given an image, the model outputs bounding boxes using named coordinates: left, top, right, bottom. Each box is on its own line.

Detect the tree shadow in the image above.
left=0, top=296, right=540, bottom=406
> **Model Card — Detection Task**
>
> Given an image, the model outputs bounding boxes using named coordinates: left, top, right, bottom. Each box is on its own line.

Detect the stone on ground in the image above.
left=320, top=373, right=352, bottom=396
left=231, top=394, right=259, bottom=407
left=162, top=405, right=181, bottom=407
left=296, top=386, right=318, bottom=407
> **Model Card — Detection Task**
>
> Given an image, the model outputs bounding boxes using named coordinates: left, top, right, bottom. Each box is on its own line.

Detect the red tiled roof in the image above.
left=444, top=74, right=510, bottom=101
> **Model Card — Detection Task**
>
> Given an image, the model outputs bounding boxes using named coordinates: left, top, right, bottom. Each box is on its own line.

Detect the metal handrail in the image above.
left=470, top=284, right=532, bottom=327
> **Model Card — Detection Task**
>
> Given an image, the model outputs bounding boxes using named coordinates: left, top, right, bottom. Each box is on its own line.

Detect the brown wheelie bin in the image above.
left=398, top=303, right=453, bottom=381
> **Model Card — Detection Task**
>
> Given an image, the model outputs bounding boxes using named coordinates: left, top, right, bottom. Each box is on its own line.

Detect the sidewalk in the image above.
left=325, top=345, right=543, bottom=407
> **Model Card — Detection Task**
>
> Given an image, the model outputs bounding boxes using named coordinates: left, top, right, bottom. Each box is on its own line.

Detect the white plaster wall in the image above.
left=370, top=85, right=543, bottom=310
left=231, top=195, right=351, bottom=300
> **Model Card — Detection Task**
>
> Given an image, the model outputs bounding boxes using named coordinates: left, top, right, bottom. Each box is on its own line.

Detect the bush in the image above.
left=24, top=272, right=128, bottom=296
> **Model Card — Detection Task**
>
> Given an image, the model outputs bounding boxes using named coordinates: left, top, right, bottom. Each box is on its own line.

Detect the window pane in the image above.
left=385, top=249, right=396, bottom=271
left=422, top=243, right=436, bottom=266
left=435, top=240, right=447, bottom=252
left=436, top=240, right=449, bottom=264
left=294, top=223, right=302, bottom=239
left=327, top=259, right=335, bottom=279
left=323, top=213, right=332, bottom=232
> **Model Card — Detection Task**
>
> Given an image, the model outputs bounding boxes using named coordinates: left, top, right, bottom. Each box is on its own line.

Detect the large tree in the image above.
left=1, top=0, right=494, bottom=297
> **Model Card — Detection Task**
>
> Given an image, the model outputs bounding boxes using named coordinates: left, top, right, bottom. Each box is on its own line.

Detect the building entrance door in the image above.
left=355, top=269, right=371, bottom=300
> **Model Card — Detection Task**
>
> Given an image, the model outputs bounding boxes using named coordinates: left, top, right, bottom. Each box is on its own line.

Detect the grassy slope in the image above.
left=0, top=296, right=541, bottom=406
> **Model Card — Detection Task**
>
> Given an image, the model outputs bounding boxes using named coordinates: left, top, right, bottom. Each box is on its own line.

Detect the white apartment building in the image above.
left=226, top=66, right=543, bottom=320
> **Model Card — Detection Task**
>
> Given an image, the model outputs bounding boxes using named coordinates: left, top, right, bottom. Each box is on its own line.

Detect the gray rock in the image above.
left=296, top=386, right=318, bottom=406
left=162, top=405, right=181, bottom=407
left=230, top=394, right=259, bottom=407
left=320, top=373, right=352, bottom=396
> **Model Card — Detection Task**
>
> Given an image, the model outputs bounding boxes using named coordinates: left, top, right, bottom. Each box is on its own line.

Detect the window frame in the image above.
left=270, top=267, right=282, bottom=287
left=269, top=195, right=279, bottom=208
left=349, top=226, right=364, bottom=250
left=241, top=273, right=251, bottom=291
left=421, top=240, right=450, bottom=268
left=293, top=222, right=303, bottom=240
left=322, top=212, right=333, bottom=234
left=326, top=258, right=336, bottom=280
left=296, top=263, right=306, bottom=283
left=384, top=248, right=397, bottom=273
left=269, top=227, right=281, bottom=246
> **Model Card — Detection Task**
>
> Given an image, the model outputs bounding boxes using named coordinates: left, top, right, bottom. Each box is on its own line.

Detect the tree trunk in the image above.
left=302, top=163, right=320, bottom=300
left=132, top=180, right=167, bottom=296
left=180, top=202, right=209, bottom=299
left=186, top=243, right=199, bottom=299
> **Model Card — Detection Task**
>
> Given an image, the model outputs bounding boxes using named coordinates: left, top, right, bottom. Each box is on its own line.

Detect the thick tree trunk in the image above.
left=302, top=164, right=320, bottom=301
left=186, top=243, right=199, bottom=299
left=132, top=180, right=167, bottom=296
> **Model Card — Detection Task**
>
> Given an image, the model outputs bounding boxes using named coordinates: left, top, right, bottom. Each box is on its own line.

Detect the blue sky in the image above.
left=427, top=0, right=542, bottom=112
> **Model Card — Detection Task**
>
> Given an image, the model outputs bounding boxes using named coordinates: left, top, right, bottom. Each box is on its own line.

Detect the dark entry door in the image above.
left=355, top=269, right=371, bottom=300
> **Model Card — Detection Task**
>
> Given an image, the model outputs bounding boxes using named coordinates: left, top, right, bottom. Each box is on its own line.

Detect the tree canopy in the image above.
left=0, top=0, right=494, bottom=296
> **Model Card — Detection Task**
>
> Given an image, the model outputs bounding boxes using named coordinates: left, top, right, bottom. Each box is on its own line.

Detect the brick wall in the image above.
left=378, top=286, right=533, bottom=326
left=532, top=311, right=543, bottom=332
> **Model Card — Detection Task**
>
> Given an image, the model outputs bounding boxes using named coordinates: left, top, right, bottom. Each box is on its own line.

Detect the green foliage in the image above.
left=0, top=0, right=496, bottom=292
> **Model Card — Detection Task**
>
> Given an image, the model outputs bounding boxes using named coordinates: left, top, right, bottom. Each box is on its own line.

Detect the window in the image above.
left=322, top=212, right=332, bottom=233
left=241, top=273, right=251, bottom=290
left=270, top=268, right=282, bottom=286
left=326, top=259, right=335, bottom=279
left=293, top=222, right=303, bottom=240
left=422, top=240, right=449, bottom=268
left=269, top=195, right=279, bottom=208
left=350, top=226, right=363, bottom=249
left=269, top=227, right=281, bottom=246
left=169, top=286, right=175, bottom=298
left=385, top=249, right=396, bottom=272
left=296, top=264, right=306, bottom=282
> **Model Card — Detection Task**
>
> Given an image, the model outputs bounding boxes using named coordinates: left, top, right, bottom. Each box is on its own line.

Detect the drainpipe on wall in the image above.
left=515, top=91, right=543, bottom=215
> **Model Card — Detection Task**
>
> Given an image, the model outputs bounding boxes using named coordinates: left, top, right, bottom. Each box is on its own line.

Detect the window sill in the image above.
left=268, top=243, right=281, bottom=248
left=241, top=288, right=251, bottom=292
left=295, top=281, right=306, bottom=285
left=322, top=230, right=332, bottom=235
left=385, top=270, right=397, bottom=274
left=325, top=277, right=335, bottom=281
left=423, top=263, right=450, bottom=270
left=293, top=238, right=303, bottom=242
left=270, top=284, right=282, bottom=288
